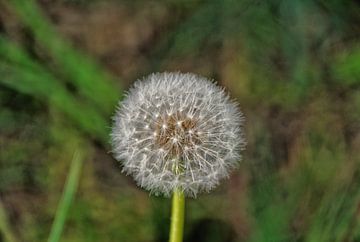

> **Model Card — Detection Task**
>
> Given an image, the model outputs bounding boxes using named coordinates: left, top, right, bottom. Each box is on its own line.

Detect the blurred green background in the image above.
left=0, top=0, right=360, bottom=241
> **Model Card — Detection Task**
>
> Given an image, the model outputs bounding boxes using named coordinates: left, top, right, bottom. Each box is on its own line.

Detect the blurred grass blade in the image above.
left=0, top=37, right=109, bottom=143
left=305, top=174, right=360, bottom=242
left=5, top=0, right=121, bottom=115
left=48, top=150, right=84, bottom=242
left=0, top=200, right=18, bottom=242
left=249, top=176, right=294, bottom=242
left=333, top=47, right=360, bottom=86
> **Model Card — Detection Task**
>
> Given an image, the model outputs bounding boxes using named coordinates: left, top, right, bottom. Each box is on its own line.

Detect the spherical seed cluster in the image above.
left=111, top=72, right=245, bottom=197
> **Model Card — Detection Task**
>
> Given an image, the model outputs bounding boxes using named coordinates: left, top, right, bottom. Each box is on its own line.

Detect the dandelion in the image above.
left=111, top=72, right=245, bottom=242
left=111, top=72, right=245, bottom=197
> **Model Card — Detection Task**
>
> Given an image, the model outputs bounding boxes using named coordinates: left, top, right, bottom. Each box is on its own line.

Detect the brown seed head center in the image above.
left=155, top=112, right=201, bottom=157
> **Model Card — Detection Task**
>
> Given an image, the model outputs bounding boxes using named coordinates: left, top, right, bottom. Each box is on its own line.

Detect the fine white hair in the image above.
left=111, top=72, right=245, bottom=197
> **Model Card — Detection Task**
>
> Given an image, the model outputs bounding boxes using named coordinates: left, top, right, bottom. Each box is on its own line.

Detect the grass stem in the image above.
left=47, top=150, right=83, bottom=242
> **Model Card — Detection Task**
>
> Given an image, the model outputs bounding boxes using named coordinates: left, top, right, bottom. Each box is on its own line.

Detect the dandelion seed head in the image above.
left=111, top=72, right=245, bottom=197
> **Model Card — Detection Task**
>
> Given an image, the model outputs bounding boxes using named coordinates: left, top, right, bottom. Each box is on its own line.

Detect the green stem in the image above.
left=47, top=150, right=84, bottom=242
left=169, top=189, right=185, bottom=242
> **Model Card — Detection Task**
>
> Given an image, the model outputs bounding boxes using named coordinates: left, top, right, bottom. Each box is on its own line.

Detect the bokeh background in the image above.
left=0, top=0, right=360, bottom=241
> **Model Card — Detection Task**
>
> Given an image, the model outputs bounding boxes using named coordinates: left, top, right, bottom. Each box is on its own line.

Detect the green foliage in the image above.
left=0, top=0, right=360, bottom=242
left=9, top=0, right=121, bottom=115
left=334, top=47, right=360, bottom=87
left=0, top=38, right=110, bottom=142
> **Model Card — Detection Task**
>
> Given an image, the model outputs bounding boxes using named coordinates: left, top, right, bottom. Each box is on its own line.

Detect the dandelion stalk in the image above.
left=169, top=189, right=185, bottom=242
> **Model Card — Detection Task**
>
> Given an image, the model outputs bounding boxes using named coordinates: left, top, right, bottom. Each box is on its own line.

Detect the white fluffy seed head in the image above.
left=111, top=72, right=245, bottom=197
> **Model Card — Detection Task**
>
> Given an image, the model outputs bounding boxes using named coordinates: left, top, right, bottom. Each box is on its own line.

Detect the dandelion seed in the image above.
left=111, top=72, right=245, bottom=197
